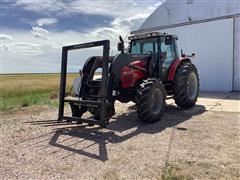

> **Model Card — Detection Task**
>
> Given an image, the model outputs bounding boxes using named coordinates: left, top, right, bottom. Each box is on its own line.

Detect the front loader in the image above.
left=58, top=32, right=199, bottom=127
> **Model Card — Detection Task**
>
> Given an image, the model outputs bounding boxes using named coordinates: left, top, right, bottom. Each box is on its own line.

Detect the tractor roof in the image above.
left=128, top=31, right=178, bottom=41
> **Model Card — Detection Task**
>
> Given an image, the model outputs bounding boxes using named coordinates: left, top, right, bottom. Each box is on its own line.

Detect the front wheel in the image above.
left=173, top=62, right=199, bottom=108
left=136, top=79, right=166, bottom=123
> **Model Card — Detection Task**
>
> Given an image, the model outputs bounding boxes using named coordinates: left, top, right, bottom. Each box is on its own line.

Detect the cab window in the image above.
left=130, top=38, right=157, bottom=54
left=142, top=43, right=154, bottom=54
left=131, top=42, right=140, bottom=54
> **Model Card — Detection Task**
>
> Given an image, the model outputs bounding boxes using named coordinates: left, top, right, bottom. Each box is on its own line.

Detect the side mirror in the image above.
left=165, top=35, right=173, bottom=45
left=117, top=42, right=124, bottom=52
left=118, top=35, right=124, bottom=53
left=192, top=53, right=195, bottom=57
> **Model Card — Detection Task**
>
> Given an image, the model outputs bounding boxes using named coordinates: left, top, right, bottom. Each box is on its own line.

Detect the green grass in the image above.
left=0, top=73, right=77, bottom=112
left=1, top=90, right=56, bottom=111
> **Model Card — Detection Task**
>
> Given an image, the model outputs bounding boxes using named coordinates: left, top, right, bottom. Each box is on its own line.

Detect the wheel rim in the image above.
left=187, top=72, right=198, bottom=100
left=150, top=89, right=163, bottom=115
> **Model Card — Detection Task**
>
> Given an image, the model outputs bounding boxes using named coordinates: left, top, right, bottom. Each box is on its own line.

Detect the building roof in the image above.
left=132, top=0, right=240, bottom=34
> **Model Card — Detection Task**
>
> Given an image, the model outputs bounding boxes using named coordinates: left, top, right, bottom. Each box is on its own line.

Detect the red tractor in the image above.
left=58, top=32, right=199, bottom=127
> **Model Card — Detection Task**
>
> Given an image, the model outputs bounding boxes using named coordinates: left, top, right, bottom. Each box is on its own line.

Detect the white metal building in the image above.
left=132, top=0, right=240, bottom=91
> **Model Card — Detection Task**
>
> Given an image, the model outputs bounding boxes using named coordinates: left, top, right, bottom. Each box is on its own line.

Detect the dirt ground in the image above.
left=0, top=93, right=240, bottom=179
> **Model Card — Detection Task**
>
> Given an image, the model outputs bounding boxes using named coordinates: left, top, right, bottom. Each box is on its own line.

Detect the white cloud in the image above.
left=0, top=45, right=10, bottom=51
left=2, top=42, right=42, bottom=56
left=4, top=1, right=162, bottom=73
left=45, top=42, right=61, bottom=49
left=1, top=30, right=109, bottom=73
left=31, top=26, right=50, bottom=39
left=0, top=34, right=13, bottom=41
left=15, top=0, right=65, bottom=14
left=68, top=0, right=151, bottom=17
left=36, top=18, right=58, bottom=26
left=85, top=11, right=154, bottom=50
left=15, top=0, right=161, bottom=17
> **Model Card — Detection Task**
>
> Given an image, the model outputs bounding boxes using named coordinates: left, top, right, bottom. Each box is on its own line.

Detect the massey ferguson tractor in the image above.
left=58, top=32, right=199, bottom=127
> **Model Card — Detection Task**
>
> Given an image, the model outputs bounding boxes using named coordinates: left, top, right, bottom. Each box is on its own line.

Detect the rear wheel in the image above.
left=173, top=62, right=199, bottom=108
left=136, top=79, right=166, bottom=123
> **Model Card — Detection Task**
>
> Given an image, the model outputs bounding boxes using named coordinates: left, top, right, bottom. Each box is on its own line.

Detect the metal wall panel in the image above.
left=138, top=0, right=240, bottom=32
left=161, top=19, right=233, bottom=91
left=234, top=16, right=240, bottom=91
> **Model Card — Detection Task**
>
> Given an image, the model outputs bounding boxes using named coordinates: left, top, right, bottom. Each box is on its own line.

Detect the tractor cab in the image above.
left=118, top=32, right=179, bottom=80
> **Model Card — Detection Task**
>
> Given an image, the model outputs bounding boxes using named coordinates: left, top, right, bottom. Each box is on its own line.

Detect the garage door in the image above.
left=161, top=18, right=233, bottom=91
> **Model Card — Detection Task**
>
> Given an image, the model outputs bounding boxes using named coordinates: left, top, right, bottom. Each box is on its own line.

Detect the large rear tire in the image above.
left=173, top=62, right=199, bottom=108
left=136, top=79, right=166, bottom=123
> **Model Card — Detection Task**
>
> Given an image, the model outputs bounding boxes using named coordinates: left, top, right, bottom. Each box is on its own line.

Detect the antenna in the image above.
left=123, top=32, right=130, bottom=41
left=111, top=49, right=114, bottom=56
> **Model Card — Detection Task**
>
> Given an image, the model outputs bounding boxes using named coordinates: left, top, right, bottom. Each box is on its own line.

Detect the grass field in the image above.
left=0, top=73, right=78, bottom=112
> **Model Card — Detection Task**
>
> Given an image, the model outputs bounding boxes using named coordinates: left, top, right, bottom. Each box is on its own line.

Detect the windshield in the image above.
left=130, top=38, right=157, bottom=54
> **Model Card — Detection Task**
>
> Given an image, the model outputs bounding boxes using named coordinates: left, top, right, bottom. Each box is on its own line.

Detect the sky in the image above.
left=0, top=0, right=162, bottom=74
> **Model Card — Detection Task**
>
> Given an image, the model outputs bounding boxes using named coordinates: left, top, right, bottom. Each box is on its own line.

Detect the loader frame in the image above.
left=58, top=40, right=110, bottom=127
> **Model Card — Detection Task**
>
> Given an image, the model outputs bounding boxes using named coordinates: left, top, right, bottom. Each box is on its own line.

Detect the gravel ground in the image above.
left=0, top=101, right=240, bottom=179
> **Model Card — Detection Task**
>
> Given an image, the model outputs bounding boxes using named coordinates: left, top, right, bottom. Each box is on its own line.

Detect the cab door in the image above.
left=160, top=38, right=177, bottom=81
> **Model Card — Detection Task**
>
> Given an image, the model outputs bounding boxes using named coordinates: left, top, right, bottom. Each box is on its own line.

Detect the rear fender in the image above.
left=167, top=58, right=191, bottom=81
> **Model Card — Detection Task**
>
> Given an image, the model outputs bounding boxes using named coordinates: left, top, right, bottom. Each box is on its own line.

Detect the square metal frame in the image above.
left=58, top=40, right=110, bottom=127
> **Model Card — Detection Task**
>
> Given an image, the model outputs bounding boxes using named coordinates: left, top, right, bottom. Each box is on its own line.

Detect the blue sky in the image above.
left=1, top=0, right=162, bottom=73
